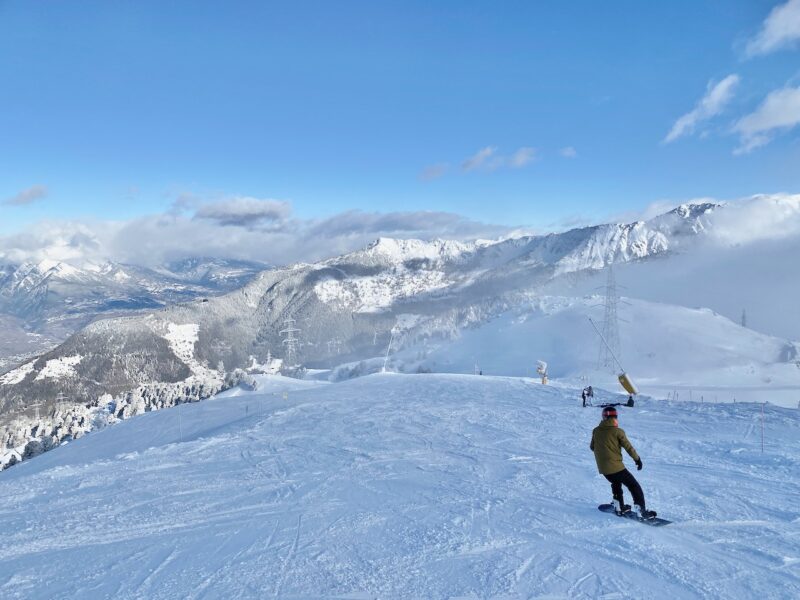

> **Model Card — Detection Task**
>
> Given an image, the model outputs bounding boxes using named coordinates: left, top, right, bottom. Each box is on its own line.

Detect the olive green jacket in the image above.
left=590, top=420, right=640, bottom=475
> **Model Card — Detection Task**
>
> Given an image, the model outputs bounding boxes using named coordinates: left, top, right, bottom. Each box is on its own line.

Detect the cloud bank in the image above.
left=708, top=193, right=800, bottom=244
left=0, top=199, right=514, bottom=268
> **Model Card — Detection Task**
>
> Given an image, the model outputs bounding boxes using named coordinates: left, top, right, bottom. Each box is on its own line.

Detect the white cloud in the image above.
left=745, top=0, right=800, bottom=57
left=462, top=146, right=497, bottom=171
left=664, top=75, right=740, bottom=143
left=733, top=85, right=800, bottom=154
left=193, top=197, right=291, bottom=227
left=509, top=147, right=537, bottom=168
left=709, top=194, right=800, bottom=244
left=419, top=163, right=449, bottom=181
left=606, top=194, right=800, bottom=245
left=0, top=221, right=108, bottom=265
left=3, top=185, right=48, bottom=206
left=559, top=146, right=577, bottom=158
left=458, top=146, right=538, bottom=173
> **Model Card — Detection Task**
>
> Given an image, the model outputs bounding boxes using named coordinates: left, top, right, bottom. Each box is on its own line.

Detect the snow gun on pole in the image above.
left=588, top=317, right=639, bottom=398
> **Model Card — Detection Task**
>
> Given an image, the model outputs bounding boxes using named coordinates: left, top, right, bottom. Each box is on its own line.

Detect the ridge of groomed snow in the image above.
left=0, top=374, right=797, bottom=599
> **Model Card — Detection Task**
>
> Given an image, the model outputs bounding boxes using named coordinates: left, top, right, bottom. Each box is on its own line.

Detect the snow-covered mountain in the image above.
left=0, top=257, right=266, bottom=371
left=1, top=374, right=797, bottom=598
left=1, top=196, right=798, bottom=469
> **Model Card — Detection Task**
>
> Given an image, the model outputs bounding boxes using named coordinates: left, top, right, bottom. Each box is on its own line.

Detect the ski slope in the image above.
left=0, top=374, right=798, bottom=599
left=415, top=296, right=800, bottom=408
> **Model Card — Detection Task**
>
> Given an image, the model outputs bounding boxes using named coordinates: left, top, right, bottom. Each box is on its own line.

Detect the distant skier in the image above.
left=581, top=385, right=593, bottom=407
left=590, top=406, right=656, bottom=519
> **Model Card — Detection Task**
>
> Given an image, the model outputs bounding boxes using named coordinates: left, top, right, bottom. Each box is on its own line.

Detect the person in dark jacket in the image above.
left=581, top=386, right=594, bottom=407
left=590, top=406, right=656, bottom=518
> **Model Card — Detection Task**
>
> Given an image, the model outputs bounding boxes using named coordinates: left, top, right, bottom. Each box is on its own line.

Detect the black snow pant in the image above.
left=604, top=468, right=645, bottom=508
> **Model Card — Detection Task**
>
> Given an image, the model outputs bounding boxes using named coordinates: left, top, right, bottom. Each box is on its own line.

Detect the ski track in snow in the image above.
left=0, top=374, right=798, bottom=599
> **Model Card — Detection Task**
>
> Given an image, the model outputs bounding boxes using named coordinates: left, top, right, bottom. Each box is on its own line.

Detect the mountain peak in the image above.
left=669, top=201, right=720, bottom=220
left=359, top=237, right=475, bottom=263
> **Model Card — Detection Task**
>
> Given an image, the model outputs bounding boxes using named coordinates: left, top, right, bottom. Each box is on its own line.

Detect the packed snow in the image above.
left=164, top=323, right=200, bottom=367
left=0, top=374, right=797, bottom=598
left=163, top=322, right=219, bottom=382
left=0, top=361, right=35, bottom=386
left=32, top=355, right=82, bottom=381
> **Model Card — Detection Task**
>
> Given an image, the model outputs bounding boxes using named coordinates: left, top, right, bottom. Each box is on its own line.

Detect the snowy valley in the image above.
left=0, top=257, right=266, bottom=372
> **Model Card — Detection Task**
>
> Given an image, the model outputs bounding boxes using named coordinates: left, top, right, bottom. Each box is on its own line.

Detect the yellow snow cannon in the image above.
left=618, top=372, right=638, bottom=396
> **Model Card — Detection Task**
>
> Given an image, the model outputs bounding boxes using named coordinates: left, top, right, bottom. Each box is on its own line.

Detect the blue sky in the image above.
left=1, top=0, right=800, bottom=249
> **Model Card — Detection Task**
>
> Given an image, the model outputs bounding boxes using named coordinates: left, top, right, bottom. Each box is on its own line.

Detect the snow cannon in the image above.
left=618, top=372, right=638, bottom=396
left=536, top=360, right=548, bottom=385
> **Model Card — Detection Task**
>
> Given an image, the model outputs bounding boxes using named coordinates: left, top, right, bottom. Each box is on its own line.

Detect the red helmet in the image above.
left=602, top=406, right=618, bottom=420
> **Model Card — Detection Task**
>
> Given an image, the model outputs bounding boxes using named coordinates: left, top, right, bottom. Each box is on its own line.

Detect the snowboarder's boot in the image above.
left=613, top=499, right=631, bottom=515
left=635, top=504, right=657, bottom=519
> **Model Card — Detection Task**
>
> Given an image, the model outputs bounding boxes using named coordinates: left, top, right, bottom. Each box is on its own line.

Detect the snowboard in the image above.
left=598, top=504, right=672, bottom=527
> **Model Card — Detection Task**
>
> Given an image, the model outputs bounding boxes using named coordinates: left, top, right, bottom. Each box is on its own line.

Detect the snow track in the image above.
left=0, top=374, right=798, bottom=598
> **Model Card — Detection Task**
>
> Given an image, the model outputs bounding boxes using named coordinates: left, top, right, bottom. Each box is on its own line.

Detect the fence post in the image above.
left=178, top=401, right=183, bottom=443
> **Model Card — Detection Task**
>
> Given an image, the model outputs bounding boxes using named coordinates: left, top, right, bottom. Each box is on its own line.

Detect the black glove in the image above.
left=635, top=458, right=643, bottom=471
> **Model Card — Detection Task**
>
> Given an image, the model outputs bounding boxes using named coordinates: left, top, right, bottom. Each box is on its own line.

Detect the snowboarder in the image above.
left=590, top=406, right=656, bottom=519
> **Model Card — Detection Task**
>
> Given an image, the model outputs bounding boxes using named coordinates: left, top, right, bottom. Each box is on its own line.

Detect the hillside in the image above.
left=0, top=374, right=797, bottom=598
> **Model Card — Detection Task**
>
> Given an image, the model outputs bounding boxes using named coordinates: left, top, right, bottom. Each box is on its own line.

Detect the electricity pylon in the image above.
left=280, top=317, right=301, bottom=367
left=597, top=264, right=623, bottom=372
